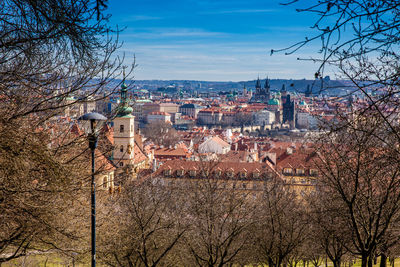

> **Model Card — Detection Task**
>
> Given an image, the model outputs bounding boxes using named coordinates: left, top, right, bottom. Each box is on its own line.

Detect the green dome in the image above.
left=116, top=106, right=133, bottom=117
left=268, top=98, right=280, bottom=105
left=121, top=82, right=128, bottom=90
left=299, top=100, right=307, bottom=106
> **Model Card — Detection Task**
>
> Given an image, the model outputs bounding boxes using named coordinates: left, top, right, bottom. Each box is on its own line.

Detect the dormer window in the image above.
left=253, top=172, right=260, bottom=179
left=164, top=168, right=172, bottom=176
left=296, top=168, right=305, bottom=175
left=201, top=170, right=209, bottom=177
left=240, top=171, right=247, bottom=179
left=227, top=170, right=234, bottom=178
left=215, top=170, right=222, bottom=178
left=189, top=170, right=197, bottom=177
left=310, top=169, right=319, bottom=176
left=283, top=168, right=292, bottom=175
left=177, top=169, right=185, bottom=177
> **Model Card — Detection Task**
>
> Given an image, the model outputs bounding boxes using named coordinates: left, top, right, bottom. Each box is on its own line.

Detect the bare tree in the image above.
left=306, top=189, right=350, bottom=267
left=177, top=174, right=255, bottom=267
left=0, top=0, right=130, bottom=263
left=98, top=179, right=186, bottom=267
left=142, top=121, right=179, bottom=147
left=278, top=0, right=400, bottom=82
left=313, top=114, right=400, bottom=267
left=249, top=180, right=308, bottom=267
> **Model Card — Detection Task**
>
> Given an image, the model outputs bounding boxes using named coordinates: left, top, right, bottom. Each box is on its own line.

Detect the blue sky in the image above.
left=107, top=0, right=324, bottom=81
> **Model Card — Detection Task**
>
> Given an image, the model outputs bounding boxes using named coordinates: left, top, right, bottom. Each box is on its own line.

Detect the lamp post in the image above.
left=78, top=112, right=107, bottom=267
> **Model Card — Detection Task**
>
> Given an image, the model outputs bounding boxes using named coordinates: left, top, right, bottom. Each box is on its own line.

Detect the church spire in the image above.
left=255, top=76, right=261, bottom=89
left=264, top=77, right=270, bottom=89
left=120, top=68, right=128, bottom=106
left=116, top=68, right=133, bottom=117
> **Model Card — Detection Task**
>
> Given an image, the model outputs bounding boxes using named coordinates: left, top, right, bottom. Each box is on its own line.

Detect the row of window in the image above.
left=118, top=144, right=133, bottom=154
left=164, top=169, right=272, bottom=179
left=164, top=178, right=262, bottom=190
left=282, top=167, right=319, bottom=176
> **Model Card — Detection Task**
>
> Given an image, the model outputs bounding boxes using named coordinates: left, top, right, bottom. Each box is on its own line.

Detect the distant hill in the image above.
left=110, top=78, right=356, bottom=96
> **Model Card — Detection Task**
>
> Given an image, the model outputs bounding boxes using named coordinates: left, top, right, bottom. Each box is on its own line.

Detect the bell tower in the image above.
left=113, top=77, right=135, bottom=167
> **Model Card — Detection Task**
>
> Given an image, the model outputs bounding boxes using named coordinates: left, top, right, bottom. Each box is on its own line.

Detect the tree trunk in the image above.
left=380, top=254, right=387, bottom=267
left=333, top=260, right=338, bottom=267
left=333, top=258, right=341, bottom=267
left=361, top=254, right=368, bottom=267
left=269, top=257, right=275, bottom=267
left=368, top=255, right=373, bottom=267
left=388, top=257, right=394, bottom=267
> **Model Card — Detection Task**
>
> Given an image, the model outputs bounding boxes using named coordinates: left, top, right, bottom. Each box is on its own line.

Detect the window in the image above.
left=283, top=168, right=292, bottom=175
left=119, top=162, right=124, bottom=167
left=310, top=169, right=319, bottom=176
left=120, top=145, right=124, bottom=152
left=164, top=169, right=171, bottom=176
left=120, top=124, right=124, bottom=133
left=227, top=171, right=234, bottom=178
left=253, top=172, right=260, bottom=179
left=240, top=172, right=247, bottom=179
left=131, top=124, right=133, bottom=132
left=215, top=170, right=222, bottom=177
left=177, top=169, right=184, bottom=177
left=103, top=176, right=108, bottom=188
left=296, top=168, right=305, bottom=175
left=189, top=170, right=196, bottom=177
left=242, top=183, right=247, bottom=189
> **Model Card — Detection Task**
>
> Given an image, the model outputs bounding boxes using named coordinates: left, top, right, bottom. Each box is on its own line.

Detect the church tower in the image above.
left=264, top=77, right=271, bottom=101
left=243, top=84, right=247, bottom=97
left=255, top=77, right=261, bottom=95
left=113, top=79, right=135, bottom=167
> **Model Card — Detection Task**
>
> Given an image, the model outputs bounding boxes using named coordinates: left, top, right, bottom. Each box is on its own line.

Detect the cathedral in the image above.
left=250, top=77, right=271, bottom=103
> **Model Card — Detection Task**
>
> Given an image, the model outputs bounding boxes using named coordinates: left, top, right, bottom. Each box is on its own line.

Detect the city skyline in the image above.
left=107, top=0, right=327, bottom=81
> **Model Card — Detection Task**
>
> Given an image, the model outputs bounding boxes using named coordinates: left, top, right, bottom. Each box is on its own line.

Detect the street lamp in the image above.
left=78, top=112, right=107, bottom=267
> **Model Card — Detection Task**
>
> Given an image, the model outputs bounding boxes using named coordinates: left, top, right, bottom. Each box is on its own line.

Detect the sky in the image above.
left=107, top=0, right=324, bottom=81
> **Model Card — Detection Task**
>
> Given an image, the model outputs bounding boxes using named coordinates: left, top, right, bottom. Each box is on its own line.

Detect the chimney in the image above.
left=152, top=158, right=158, bottom=172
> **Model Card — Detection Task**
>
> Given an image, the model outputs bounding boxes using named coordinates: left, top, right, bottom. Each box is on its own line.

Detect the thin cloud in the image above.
left=123, top=15, right=162, bottom=22
left=202, top=9, right=277, bottom=15
left=120, top=28, right=230, bottom=39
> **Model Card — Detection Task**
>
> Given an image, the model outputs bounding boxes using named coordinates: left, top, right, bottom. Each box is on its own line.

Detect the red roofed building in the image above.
left=153, top=147, right=191, bottom=161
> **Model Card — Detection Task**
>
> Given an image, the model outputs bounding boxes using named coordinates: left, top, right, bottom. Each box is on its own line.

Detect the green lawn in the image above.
left=3, top=255, right=400, bottom=267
